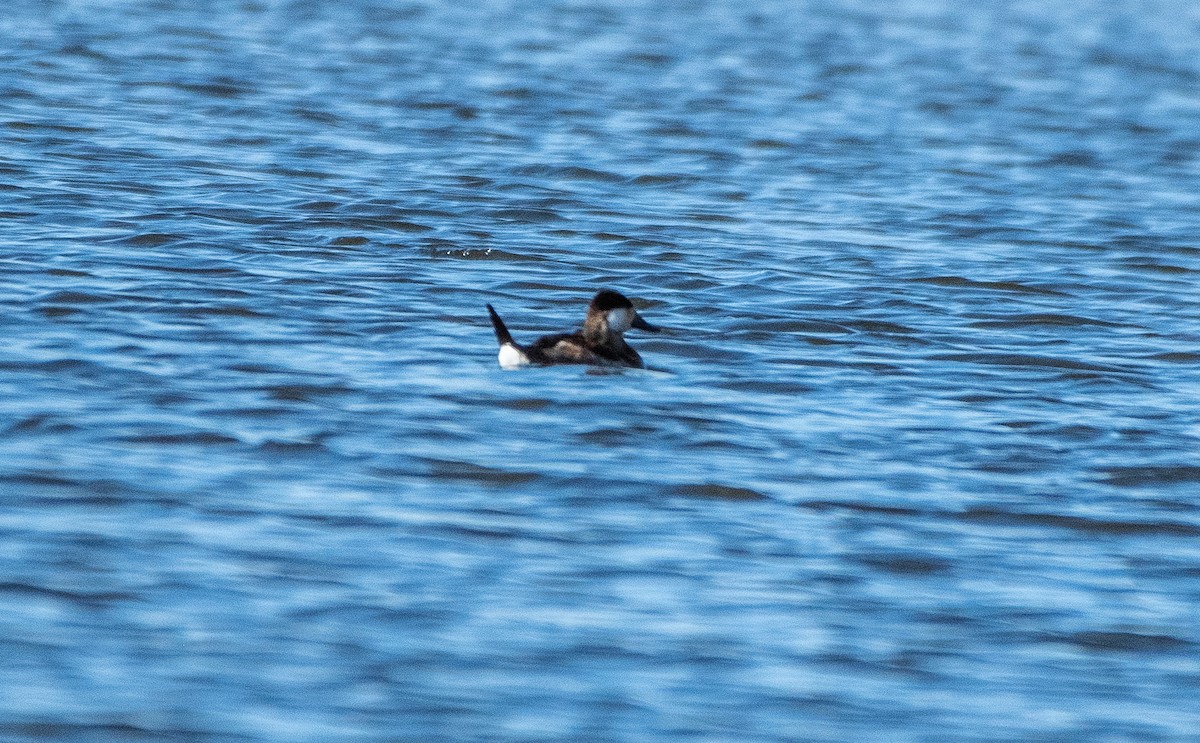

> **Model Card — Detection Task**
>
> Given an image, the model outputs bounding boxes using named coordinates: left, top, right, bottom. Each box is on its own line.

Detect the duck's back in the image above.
left=526, top=332, right=642, bottom=367
left=526, top=333, right=603, bottom=365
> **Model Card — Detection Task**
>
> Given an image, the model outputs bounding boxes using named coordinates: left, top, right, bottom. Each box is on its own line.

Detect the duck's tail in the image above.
left=486, top=304, right=514, bottom=346
left=487, top=304, right=530, bottom=369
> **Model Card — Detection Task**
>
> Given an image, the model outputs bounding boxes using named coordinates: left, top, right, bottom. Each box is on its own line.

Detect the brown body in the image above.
left=523, top=328, right=644, bottom=368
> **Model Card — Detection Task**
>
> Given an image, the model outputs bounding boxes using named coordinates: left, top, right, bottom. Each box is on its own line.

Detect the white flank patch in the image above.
left=497, top=343, right=530, bottom=370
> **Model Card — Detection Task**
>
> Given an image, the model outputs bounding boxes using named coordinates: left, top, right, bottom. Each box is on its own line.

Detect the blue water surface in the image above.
left=2, top=1, right=1200, bottom=741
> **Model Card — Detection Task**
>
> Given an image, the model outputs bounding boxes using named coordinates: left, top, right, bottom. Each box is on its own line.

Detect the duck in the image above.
left=487, top=289, right=660, bottom=369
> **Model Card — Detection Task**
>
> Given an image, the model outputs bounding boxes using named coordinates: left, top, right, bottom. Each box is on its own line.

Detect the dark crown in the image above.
left=589, top=289, right=633, bottom=312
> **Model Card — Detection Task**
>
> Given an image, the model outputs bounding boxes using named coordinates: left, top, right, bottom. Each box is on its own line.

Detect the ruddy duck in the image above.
left=487, top=289, right=660, bottom=369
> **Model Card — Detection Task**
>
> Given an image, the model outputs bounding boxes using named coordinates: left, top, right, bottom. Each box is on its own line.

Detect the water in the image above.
left=3, top=0, right=1200, bottom=740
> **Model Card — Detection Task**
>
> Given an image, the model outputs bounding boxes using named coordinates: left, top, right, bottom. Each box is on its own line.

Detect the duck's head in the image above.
left=587, top=289, right=660, bottom=335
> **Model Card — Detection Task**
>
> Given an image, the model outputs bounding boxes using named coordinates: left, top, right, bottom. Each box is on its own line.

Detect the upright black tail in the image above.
left=486, top=304, right=514, bottom=346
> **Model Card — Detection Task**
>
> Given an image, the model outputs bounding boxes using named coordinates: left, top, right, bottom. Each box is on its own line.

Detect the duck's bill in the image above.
left=632, top=313, right=661, bottom=332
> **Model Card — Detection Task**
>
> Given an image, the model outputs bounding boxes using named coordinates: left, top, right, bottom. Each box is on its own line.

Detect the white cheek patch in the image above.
left=606, top=307, right=633, bottom=332
left=497, top=343, right=531, bottom=370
